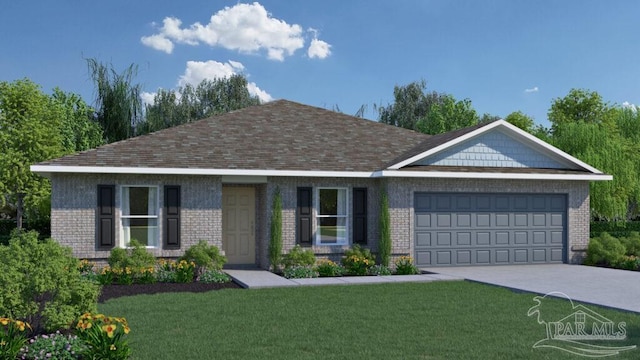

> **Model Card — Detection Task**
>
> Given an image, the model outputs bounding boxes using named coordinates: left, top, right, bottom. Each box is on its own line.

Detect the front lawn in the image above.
left=99, top=281, right=640, bottom=359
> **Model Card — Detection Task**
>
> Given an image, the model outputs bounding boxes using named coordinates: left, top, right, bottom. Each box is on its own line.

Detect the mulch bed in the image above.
left=98, top=281, right=243, bottom=303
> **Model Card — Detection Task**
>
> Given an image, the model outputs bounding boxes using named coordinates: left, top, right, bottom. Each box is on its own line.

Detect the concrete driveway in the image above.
left=424, top=264, right=640, bottom=313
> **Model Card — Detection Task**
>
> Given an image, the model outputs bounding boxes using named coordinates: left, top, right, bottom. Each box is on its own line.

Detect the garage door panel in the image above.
left=415, top=193, right=566, bottom=266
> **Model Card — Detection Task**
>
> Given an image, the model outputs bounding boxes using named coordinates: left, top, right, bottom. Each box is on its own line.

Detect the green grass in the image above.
left=99, top=281, right=640, bottom=360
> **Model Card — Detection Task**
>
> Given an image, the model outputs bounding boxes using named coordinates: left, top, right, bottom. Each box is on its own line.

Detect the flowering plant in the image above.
left=315, top=259, right=344, bottom=277
left=0, top=317, right=32, bottom=359
left=341, top=245, right=376, bottom=276
left=20, top=331, right=84, bottom=360
left=394, top=256, right=420, bottom=275
left=76, top=313, right=131, bottom=360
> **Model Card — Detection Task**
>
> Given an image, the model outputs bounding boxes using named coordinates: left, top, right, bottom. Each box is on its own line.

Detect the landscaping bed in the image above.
left=98, top=280, right=242, bottom=303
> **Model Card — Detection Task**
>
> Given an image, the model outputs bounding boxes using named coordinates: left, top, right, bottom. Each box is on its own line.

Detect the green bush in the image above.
left=584, top=232, right=626, bottom=267
left=268, top=188, right=283, bottom=272
left=20, top=330, right=84, bottom=359
left=378, top=190, right=391, bottom=267
left=368, top=264, right=392, bottom=276
left=198, top=269, right=231, bottom=283
left=0, top=230, right=99, bottom=333
left=617, top=255, right=640, bottom=271
left=282, top=266, right=318, bottom=279
left=282, top=245, right=315, bottom=269
left=394, top=256, right=420, bottom=275
left=180, top=240, right=227, bottom=273
left=315, top=259, right=344, bottom=277
left=108, top=239, right=155, bottom=270
left=619, top=232, right=640, bottom=256
left=341, top=245, right=375, bottom=276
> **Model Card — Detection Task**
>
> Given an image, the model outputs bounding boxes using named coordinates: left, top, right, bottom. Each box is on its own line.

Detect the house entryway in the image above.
left=222, top=187, right=256, bottom=264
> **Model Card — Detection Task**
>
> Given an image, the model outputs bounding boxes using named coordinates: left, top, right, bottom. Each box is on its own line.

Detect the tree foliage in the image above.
left=504, top=111, right=535, bottom=132
left=0, top=79, right=64, bottom=224
left=51, top=88, right=104, bottom=152
left=87, top=58, right=143, bottom=143
left=378, top=79, right=479, bottom=134
left=548, top=89, right=640, bottom=220
left=137, top=75, right=260, bottom=134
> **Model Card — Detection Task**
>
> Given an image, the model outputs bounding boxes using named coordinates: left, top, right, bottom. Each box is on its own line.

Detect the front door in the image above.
left=222, top=187, right=256, bottom=264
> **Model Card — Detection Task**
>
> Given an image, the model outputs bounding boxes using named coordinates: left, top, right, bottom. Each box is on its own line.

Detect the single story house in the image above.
left=31, top=100, right=611, bottom=268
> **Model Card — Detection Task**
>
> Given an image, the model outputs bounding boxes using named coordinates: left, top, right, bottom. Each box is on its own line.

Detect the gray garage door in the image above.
left=414, top=193, right=566, bottom=266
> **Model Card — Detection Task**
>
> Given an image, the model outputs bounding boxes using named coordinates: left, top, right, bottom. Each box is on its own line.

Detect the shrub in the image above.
left=584, top=232, right=626, bottom=267
left=155, top=259, right=177, bottom=283
left=198, top=270, right=231, bottom=283
left=76, top=313, right=131, bottom=360
left=21, top=331, right=84, bottom=360
left=620, top=232, right=640, bottom=256
left=341, top=244, right=375, bottom=276
left=394, top=256, right=420, bottom=275
left=180, top=241, right=227, bottom=274
left=315, top=259, right=344, bottom=277
left=282, top=245, right=315, bottom=269
left=175, top=260, right=196, bottom=283
left=283, top=266, right=318, bottom=279
left=0, top=230, right=99, bottom=333
left=0, top=317, right=32, bottom=359
left=617, top=255, right=640, bottom=271
left=108, top=239, right=155, bottom=270
left=378, top=190, right=391, bottom=267
left=368, top=264, right=392, bottom=276
left=269, top=188, right=283, bottom=272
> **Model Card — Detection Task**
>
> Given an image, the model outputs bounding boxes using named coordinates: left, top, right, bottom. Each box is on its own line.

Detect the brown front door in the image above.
left=222, top=187, right=256, bottom=264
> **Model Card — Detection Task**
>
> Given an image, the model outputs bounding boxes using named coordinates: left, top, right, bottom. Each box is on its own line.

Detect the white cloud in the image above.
left=246, top=82, right=273, bottom=102
left=524, top=86, right=539, bottom=93
left=308, top=38, right=331, bottom=59
left=178, top=60, right=245, bottom=87
left=143, top=60, right=273, bottom=105
left=140, top=33, right=174, bottom=54
left=623, top=101, right=638, bottom=112
left=140, top=92, right=156, bottom=106
left=140, top=2, right=332, bottom=61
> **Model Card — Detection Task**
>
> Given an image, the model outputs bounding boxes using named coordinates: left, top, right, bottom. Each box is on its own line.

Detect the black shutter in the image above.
left=97, top=185, right=115, bottom=249
left=353, top=188, right=368, bottom=245
left=297, top=187, right=313, bottom=246
left=164, top=185, right=181, bottom=249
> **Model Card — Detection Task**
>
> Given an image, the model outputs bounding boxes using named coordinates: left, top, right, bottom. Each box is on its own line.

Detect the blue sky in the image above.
left=2, top=1, right=639, bottom=127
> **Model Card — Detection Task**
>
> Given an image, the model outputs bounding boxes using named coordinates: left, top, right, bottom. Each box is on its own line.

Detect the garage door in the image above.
left=414, top=193, right=566, bottom=266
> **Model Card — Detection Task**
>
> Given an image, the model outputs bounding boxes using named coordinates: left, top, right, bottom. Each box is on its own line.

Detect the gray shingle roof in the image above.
left=38, top=100, right=431, bottom=172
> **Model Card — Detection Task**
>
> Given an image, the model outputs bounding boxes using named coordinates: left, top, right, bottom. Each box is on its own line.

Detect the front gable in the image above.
left=412, top=128, right=577, bottom=170
left=387, top=120, right=607, bottom=178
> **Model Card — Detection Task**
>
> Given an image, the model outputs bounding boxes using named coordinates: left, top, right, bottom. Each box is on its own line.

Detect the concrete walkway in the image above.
left=224, top=269, right=462, bottom=289
left=424, top=264, right=640, bottom=313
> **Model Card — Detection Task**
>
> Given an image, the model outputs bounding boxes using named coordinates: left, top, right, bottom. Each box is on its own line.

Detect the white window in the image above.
left=121, top=186, right=159, bottom=247
left=316, top=188, right=348, bottom=245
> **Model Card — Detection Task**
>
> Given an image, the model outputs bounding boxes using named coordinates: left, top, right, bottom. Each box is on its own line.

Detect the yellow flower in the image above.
left=102, top=324, right=116, bottom=338
left=0, top=318, right=9, bottom=326
left=0, top=340, right=5, bottom=346
left=123, top=325, right=131, bottom=334
left=110, top=344, right=117, bottom=351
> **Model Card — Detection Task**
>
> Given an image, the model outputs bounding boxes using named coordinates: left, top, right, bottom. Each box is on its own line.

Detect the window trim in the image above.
left=120, top=185, right=160, bottom=248
left=315, top=187, right=349, bottom=246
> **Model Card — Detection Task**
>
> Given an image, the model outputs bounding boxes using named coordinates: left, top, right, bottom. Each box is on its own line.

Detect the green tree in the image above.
left=87, top=58, right=143, bottom=142
left=0, top=79, right=64, bottom=228
left=377, top=80, right=444, bottom=130
left=415, top=95, right=478, bottom=134
left=138, top=75, right=260, bottom=135
left=504, top=111, right=535, bottom=132
left=479, top=113, right=501, bottom=124
left=378, top=80, right=479, bottom=134
left=548, top=89, right=616, bottom=132
left=269, top=188, right=283, bottom=271
left=547, top=89, right=640, bottom=220
left=51, top=88, right=104, bottom=152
